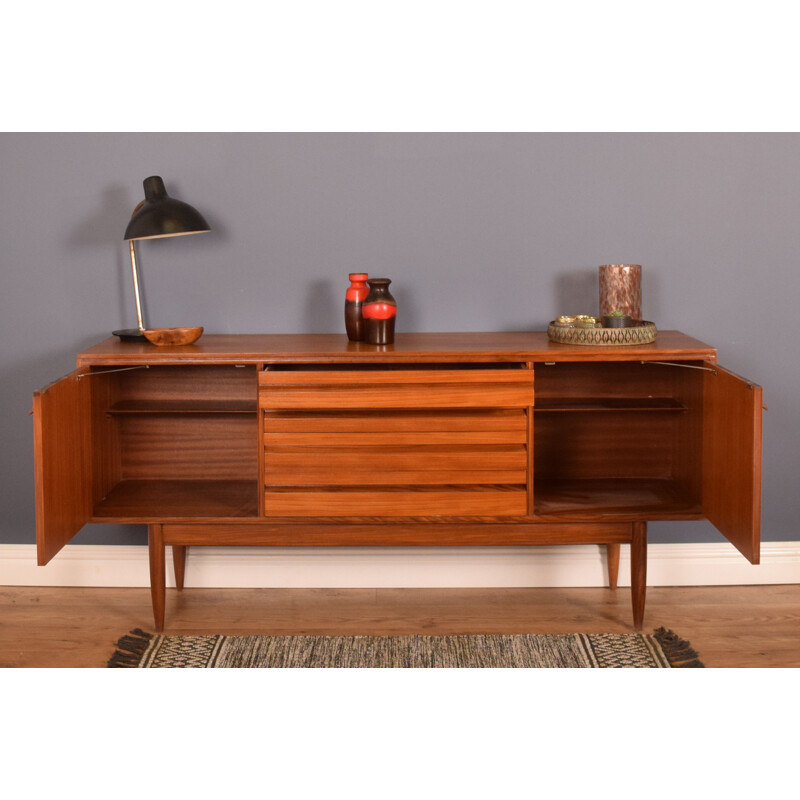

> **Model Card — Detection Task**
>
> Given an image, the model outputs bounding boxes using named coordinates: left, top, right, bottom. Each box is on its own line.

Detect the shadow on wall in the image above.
left=390, top=283, right=419, bottom=333
left=304, top=279, right=339, bottom=333
left=69, top=184, right=134, bottom=327
left=68, top=184, right=132, bottom=249
left=555, top=268, right=598, bottom=317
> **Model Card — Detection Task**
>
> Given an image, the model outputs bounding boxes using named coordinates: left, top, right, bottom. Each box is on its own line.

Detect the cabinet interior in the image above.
left=90, top=365, right=259, bottom=520
left=84, top=358, right=710, bottom=522
left=532, top=361, right=704, bottom=519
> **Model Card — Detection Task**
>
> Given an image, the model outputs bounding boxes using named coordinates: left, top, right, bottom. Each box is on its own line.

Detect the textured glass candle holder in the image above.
left=599, top=264, right=641, bottom=320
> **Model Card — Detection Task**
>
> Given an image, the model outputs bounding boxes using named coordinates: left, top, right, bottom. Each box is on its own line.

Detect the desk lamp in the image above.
left=113, top=175, right=210, bottom=342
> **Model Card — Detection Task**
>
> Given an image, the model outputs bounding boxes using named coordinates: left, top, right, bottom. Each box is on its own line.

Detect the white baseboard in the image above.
left=1, top=542, right=798, bottom=588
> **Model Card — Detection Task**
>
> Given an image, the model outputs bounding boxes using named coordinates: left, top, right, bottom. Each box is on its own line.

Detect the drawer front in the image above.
left=258, top=367, right=534, bottom=409
left=263, top=487, right=528, bottom=517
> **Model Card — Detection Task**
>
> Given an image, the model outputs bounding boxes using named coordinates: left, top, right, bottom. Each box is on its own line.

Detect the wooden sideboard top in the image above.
left=76, top=330, right=716, bottom=366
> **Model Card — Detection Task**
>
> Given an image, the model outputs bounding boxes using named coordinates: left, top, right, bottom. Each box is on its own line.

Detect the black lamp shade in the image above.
left=123, top=176, right=210, bottom=240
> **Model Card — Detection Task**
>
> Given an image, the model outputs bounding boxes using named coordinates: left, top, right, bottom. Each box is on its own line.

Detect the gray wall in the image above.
left=2, top=132, right=796, bottom=547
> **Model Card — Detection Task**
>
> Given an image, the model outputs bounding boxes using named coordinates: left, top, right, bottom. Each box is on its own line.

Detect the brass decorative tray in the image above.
left=547, top=321, right=657, bottom=346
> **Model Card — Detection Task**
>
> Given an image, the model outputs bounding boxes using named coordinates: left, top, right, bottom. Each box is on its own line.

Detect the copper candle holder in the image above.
left=599, top=264, right=641, bottom=320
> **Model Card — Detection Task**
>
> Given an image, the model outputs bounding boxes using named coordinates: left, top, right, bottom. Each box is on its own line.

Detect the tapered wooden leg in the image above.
left=606, top=543, right=620, bottom=589
left=148, top=524, right=165, bottom=632
left=172, top=545, right=187, bottom=591
left=630, top=522, right=647, bottom=631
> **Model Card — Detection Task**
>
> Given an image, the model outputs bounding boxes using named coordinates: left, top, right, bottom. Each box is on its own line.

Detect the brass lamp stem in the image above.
left=129, top=239, right=146, bottom=332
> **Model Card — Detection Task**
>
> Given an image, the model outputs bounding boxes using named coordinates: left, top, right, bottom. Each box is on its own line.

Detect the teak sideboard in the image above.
left=33, top=332, right=763, bottom=630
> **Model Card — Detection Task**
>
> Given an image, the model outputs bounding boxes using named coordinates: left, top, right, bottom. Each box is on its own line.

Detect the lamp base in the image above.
left=113, top=329, right=147, bottom=342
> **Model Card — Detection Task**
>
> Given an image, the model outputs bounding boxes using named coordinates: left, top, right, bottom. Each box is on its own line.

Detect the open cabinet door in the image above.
left=703, top=362, right=763, bottom=563
left=33, top=369, right=92, bottom=565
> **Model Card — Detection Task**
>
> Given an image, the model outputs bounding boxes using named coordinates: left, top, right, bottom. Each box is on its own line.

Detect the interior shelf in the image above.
left=107, top=400, right=258, bottom=415
left=534, top=398, right=686, bottom=412
left=533, top=478, right=701, bottom=520
left=92, top=480, right=259, bottom=520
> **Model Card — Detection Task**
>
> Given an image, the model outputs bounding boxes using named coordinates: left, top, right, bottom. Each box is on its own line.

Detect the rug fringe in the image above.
left=107, top=628, right=154, bottom=668
left=653, top=627, right=705, bottom=668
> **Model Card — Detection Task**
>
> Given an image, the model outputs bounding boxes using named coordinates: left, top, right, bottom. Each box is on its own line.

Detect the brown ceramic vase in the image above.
left=362, top=278, right=397, bottom=345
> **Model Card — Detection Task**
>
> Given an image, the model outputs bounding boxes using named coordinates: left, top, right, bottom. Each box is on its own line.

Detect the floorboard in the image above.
left=2, top=584, right=799, bottom=667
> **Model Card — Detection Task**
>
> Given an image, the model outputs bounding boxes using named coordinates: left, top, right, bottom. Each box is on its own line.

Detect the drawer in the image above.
left=263, top=487, right=528, bottom=517
left=264, top=409, right=527, bottom=449
left=264, top=444, right=528, bottom=485
left=259, top=365, right=533, bottom=409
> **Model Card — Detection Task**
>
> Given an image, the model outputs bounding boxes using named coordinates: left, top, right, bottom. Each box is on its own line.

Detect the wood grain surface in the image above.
left=2, top=584, right=798, bottom=667
left=76, top=331, right=717, bottom=366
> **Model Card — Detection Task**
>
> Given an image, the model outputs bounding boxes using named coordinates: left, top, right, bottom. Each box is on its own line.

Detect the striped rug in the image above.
left=108, top=627, right=703, bottom=668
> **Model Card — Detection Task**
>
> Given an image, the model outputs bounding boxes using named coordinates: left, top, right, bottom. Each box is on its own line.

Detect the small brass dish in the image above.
left=143, top=326, right=204, bottom=346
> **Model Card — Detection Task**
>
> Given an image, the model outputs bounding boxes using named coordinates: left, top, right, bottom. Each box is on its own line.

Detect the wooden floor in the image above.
left=2, top=583, right=799, bottom=667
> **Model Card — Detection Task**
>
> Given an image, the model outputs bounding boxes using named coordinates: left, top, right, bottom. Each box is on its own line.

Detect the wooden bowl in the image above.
left=143, top=326, right=204, bottom=346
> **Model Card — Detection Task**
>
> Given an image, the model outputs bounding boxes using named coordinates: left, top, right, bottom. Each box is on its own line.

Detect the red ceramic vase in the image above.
left=344, top=273, right=370, bottom=342
left=362, top=278, right=397, bottom=345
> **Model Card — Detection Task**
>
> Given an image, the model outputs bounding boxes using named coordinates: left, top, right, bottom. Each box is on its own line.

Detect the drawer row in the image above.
left=261, top=409, right=532, bottom=516
left=259, top=368, right=534, bottom=517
